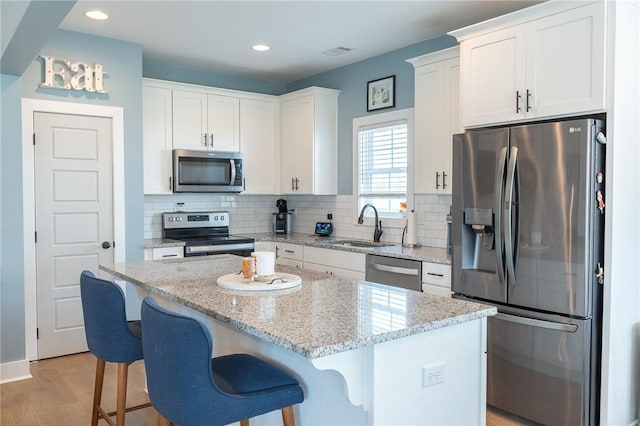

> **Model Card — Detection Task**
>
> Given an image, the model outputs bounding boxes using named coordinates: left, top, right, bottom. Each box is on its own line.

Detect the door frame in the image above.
left=22, top=99, right=125, bottom=361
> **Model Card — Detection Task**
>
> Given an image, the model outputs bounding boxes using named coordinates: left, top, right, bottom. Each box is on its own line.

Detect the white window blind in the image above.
left=357, top=120, right=407, bottom=218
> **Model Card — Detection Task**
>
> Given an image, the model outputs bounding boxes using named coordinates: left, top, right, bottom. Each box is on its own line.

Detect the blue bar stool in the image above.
left=141, top=296, right=304, bottom=426
left=80, top=271, right=152, bottom=426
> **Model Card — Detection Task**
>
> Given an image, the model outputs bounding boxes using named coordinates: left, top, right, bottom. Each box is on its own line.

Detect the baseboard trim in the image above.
left=0, top=359, right=32, bottom=384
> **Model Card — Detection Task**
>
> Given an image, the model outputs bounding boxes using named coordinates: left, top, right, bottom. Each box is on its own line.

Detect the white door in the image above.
left=34, top=112, right=113, bottom=360
left=207, top=94, right=240, bottom=152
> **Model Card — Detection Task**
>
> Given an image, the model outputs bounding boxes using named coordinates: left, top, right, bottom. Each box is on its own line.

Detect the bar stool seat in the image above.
left=80, top=271, right=152, bottom=426
left=141, top=296, right=304, bottom=426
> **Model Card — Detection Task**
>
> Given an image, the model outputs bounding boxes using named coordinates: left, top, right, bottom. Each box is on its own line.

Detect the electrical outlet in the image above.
left=422, top=363, right=445, bottom=387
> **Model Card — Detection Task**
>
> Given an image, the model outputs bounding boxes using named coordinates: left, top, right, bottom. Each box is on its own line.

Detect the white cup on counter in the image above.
left=251, top=251, right=275, bottom=278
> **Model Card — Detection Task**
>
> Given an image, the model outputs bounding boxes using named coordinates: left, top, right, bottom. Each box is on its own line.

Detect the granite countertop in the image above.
left=144, top=238, right=185, bottom=249
left=247, top=232, right=451, bottom=264
left=101, top=255, right=494, bottom=359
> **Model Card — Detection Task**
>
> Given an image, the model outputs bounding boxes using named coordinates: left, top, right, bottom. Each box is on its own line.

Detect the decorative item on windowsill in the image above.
left=400, top=202, right=420, bottom=248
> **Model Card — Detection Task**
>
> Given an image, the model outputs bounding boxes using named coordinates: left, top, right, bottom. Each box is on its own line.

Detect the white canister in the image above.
left=251, top=251, right=275, bottom=277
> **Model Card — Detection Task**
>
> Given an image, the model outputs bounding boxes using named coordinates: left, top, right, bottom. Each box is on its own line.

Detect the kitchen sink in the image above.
left=318, top=239, right=397, bottom=248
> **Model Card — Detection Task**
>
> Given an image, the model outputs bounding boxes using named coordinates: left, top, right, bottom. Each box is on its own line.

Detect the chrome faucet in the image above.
left=358, top=203, right=383, bottom=242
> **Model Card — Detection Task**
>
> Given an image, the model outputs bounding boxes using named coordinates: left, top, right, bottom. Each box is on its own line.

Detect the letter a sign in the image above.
left=39, top=55, right=108, bottom=93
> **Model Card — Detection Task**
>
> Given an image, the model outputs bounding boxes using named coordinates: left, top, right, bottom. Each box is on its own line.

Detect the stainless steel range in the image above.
left=162, top=211, right=254, bottom=257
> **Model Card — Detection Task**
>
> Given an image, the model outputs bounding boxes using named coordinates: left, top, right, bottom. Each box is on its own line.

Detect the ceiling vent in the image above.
left=322, top=46, right=353, bottom=56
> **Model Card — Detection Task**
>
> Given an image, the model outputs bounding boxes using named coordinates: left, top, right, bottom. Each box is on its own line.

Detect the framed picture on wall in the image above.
left=367, top=75, right=395, bottom=112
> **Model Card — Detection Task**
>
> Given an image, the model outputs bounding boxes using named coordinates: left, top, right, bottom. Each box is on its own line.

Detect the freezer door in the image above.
left=488, top=308, right=594, bottom=425
left=508, top=119, right=602, bottom=317
left=452, top=128, right=509, bottom=303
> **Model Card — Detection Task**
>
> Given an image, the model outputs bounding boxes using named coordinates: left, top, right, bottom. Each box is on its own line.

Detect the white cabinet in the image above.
left=421, top=261, right=451, bottom=297
left=280, top=87, right=340, bottom=195
left=143, top=83, right=173, bottom=194
left=240, top=98, right=280, bottom=194
left=453, top=1, right=605, bottom=127
left=274, top=242, right=303, bottom=268
left=144, top=246, right=184, bottom=261
left=173, top=90, right=240, bottom=151
left=408, top=47, right=461, bottom=194
left=304, top=246, right=365, bottom=280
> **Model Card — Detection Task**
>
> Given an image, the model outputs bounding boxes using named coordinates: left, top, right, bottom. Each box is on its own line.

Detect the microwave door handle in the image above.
left=229, top=159, right=236, bottom=185
left=494, top=146, right=508, bottom=283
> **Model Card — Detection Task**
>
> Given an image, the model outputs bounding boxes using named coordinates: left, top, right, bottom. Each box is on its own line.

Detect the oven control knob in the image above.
left=168, top=217, right=174, bottom=222
left=214, top=215, right=218, bottom=220
left=220, top=215, right=225, bottom=221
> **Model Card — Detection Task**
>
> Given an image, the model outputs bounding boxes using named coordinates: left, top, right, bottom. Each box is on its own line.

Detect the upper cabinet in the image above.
left=240, top=98, right=280, bottom=194
left=451, top=1, right=605, bottom=128
left=143, top=84, right=173, bottom=194
left=173, top=90, right=240, bottom=151
left=408, top=47, right=461, bottom=194
left=142, top=79, right=339, bottom=196
left=279, top=87, right=340, bottom=195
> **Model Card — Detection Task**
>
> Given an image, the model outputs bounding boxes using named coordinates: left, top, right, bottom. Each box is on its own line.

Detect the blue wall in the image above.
left=144, top=59, right=287, bottom=95
left=287, top=35, right=457, bottom=194
left=1, top=73, right=26, bottom=363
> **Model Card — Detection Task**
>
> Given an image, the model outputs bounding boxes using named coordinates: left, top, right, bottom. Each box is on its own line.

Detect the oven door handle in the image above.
left=186, top=243, right=253, bottom=254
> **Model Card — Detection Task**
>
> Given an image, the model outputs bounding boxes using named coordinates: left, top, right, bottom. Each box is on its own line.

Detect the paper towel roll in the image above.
left=405, top=210, right=418, bottom=246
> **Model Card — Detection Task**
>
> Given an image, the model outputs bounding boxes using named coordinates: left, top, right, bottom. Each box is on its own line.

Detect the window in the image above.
left=353, top=109, right=413, bottom=225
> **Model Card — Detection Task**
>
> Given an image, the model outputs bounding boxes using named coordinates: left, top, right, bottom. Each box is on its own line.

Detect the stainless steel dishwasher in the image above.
left=365, top=254, right=422, bottom=291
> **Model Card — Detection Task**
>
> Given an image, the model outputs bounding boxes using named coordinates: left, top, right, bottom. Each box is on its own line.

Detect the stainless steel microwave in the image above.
left=172, top=149, right=243, bottom=193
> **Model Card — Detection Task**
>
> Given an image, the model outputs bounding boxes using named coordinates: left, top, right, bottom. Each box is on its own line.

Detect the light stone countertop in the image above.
left=245, top=232, right=451, bottom=264
left=144, top=238, right=185, bottom=249
left=101, top=255, right=494, bottom=359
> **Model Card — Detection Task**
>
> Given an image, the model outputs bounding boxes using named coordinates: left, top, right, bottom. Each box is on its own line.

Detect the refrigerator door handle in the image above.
left=494, top=313, right=578, bottom=333
left=494, top=147, right=508, bottom=283
left=504, top=146, right=518, bottom=285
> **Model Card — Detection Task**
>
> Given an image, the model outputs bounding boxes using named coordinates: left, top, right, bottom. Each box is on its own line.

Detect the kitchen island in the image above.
left=101, top=255, right=495, bottom=425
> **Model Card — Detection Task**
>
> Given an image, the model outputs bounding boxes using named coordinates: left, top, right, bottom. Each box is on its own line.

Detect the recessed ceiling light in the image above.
left=85, top=10, right=109, bottom=20
left=252, top=44, right=270, bottom=52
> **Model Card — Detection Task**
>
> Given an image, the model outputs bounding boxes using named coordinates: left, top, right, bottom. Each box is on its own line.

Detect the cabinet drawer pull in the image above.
left=162, top=254, right=178, bottom=258
left=427, top=272, right=444, bottom=277
left=284, top=249, right=295, bottom=254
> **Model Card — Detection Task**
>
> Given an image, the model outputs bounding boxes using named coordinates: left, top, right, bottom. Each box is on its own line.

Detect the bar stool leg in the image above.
left=116, top=362, right=129, bottom=426
left=92, top=358, right=106, bottom=426
left=240, top=420, right=250, bottom=426
left=157, top=413, right=171, bottom=426
left=281, top=406, right=295, bottom=426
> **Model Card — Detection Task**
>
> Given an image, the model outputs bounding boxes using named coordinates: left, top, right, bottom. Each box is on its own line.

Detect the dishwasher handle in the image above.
left=371, top=263, right=419, bottom=276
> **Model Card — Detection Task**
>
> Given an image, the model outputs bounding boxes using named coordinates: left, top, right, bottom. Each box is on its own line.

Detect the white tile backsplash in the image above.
left=144, top=193, right=451, bottom=248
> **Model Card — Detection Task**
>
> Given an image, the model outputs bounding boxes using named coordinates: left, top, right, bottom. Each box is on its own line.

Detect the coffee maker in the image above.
left=273, top=199, right=293, bottom=234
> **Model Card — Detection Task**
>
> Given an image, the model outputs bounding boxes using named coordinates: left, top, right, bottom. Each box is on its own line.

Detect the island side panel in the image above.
left=371, top=318, right=487, bottom=425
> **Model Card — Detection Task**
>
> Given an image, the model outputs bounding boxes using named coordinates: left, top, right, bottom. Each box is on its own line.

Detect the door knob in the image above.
left=102, top=241, right=111, bottom=249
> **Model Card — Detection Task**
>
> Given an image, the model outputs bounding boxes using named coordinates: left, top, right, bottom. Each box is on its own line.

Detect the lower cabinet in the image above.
left=144, top=246, right=184, bottom=261
left=274, top=242, right=303, bottom=269
left=303, top=247, right=365, bottom=280
left=422, top=261, right=452, bottom=297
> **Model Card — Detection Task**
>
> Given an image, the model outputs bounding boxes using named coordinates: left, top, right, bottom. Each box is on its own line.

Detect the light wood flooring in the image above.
left=1, top=352, right=536, bottom=426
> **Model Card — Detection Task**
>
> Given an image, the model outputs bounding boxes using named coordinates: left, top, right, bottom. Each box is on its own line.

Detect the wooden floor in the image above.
left=1, top=352, right=536, bottom=426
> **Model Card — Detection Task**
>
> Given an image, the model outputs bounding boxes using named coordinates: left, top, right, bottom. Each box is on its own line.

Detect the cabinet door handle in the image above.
left=442, top=171, right=447, bottom=190
left=526, top=90, right=532, bottom=112
left=169, top=176, right=173, bottom=191
left=435, top=172, right=440, bottom=189
left=209, top=133, right=214, bottom=147
left=295, top=178, right=300, bottom=191
left=291, top=178, right=295, bottom=191
left=516, top=90, right=522, bottom=113
left=203, top=133, right=208, bottom=147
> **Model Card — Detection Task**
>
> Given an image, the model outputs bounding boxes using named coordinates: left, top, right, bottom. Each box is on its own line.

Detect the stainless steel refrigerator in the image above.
left=451, top=118, right=605, bottom=425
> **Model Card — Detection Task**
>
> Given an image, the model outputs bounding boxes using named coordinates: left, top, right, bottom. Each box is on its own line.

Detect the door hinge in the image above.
left=33, top=133, right=36, bottom=146
left=113, top=241, right=116, bottom=248
left=36, top=328, right=39, bottom=339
